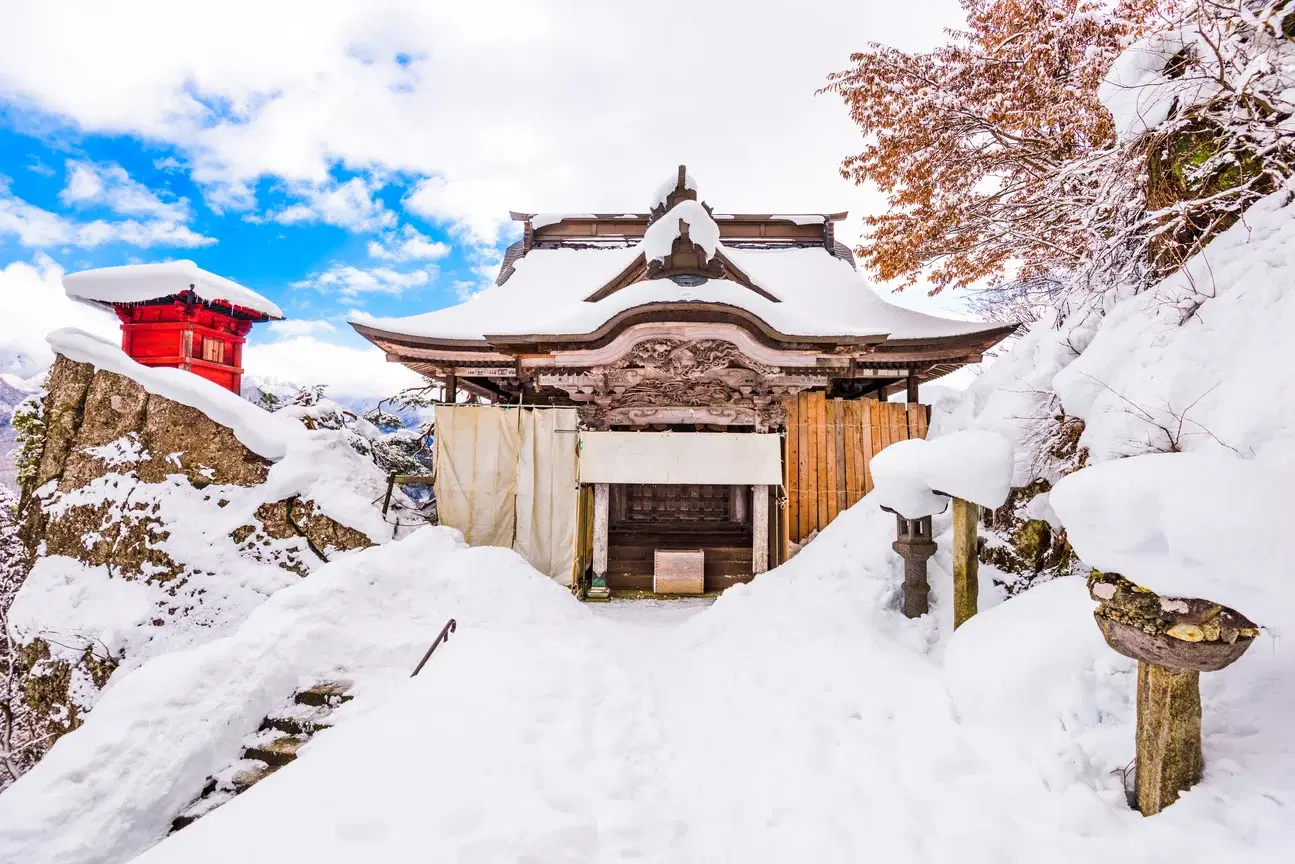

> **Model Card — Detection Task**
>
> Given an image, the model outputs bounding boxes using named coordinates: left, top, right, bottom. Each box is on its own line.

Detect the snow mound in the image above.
left=0, top=528, right=586, bottom=864
left=870, top=430, right=1015, bottom=517
left=63, top=261, right=283, bottom=319
left=651, top=170, right=698, bottom=211
left=1051, top=452, right=1294, bottom=619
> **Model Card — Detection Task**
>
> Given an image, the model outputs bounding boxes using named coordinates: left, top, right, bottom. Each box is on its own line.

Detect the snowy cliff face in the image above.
left=2, top=334, right=417, bottom=786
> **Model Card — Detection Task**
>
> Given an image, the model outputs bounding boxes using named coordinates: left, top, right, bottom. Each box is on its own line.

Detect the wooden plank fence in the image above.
left=784, top=393, right=931, bottom=544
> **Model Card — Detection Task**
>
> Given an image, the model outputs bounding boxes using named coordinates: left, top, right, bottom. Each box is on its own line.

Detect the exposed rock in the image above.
left=5, top=355, right=374, bottom=777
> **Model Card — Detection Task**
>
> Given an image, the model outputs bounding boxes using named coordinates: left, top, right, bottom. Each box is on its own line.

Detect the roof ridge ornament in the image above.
left=649, top=165, right=709, bottom=225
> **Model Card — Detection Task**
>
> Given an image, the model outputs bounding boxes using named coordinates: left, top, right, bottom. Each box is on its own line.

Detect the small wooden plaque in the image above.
left=654, top=549, right=704, bottom=595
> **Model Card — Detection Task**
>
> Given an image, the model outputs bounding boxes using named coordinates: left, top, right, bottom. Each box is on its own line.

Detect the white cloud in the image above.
left=265, top=318, right=338, bottom=338
left=0, top=0, right=965, bottom=256
left=0, top=181, right=216, bottom=249
left=293, top=262, right=431, bottom=302
left=59, top=159, right=190, bottom=222
left=367, top=224, right=450, bottom=262
left=0, top=254, right=120, bottom=377
left=254, top=176, right=394, bottom=232
left=244, top=335, right=422, bottom=401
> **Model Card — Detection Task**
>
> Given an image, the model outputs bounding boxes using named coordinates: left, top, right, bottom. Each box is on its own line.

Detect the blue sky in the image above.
left=0, top=123, right=506, bottom=336
left=0, top=0, right=970, bottom=399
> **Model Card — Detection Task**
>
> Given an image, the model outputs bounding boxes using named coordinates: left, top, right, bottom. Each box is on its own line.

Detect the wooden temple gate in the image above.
left=782, top=393, right=931, bottom=546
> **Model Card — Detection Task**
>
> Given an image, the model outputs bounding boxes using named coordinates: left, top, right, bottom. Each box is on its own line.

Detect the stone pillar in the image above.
left=1088, top=571, right=1259, bottom=816
left=588, top=483, right=611, bottom=601
left=952, top=497, right=980, bottom=629
left=891, top=513, right=936, bottom=618
left=752, top=484, right=769, bottom=574
left=1136, top=661, right=1202, bottom=815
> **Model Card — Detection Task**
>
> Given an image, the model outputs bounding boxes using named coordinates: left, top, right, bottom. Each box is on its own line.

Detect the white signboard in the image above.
left=577, top=432, right=782, bottom=485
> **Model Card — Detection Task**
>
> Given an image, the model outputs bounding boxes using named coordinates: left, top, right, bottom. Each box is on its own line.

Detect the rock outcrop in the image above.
left=3, top=355, right=375, bottom=777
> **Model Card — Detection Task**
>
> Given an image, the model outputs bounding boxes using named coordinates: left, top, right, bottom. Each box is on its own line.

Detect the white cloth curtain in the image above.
left=433, top=406, right=579, bottom=585
left=514, top=408, right=580, bottom=585
left=433, top=406, right=522, bottom=549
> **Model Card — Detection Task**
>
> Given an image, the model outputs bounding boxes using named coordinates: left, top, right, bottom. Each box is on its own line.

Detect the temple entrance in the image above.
left=606, top=484, right=754, bottom=592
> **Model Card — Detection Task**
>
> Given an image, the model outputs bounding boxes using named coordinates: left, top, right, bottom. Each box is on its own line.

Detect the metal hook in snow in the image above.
left=410, top=618, right=457, bottom=677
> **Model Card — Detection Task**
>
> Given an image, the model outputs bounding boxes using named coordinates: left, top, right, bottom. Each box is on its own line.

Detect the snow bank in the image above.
left=1053, top=187, right=1295, bottom=468
left=63, top=261, right=283, bottom=319
left=1051, top=452, right=1294, bottom=619
left=870, top=430, right=1014, bottom=517
left=0, top=528, right=587, bottom=864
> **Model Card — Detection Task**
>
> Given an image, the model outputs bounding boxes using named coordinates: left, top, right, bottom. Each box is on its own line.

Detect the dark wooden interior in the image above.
left=606, top=484, right=754, bottom=592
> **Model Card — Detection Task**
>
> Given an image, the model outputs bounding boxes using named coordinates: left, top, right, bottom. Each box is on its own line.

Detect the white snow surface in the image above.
left=642, top=199, right=720, bottom=263
left=355, top=244, right=1003, bottom=341
left=870, top=430, right=1015, bottom=517
left=1051, top=452, right=1293, bottom=619
left=62, top=260, right=283, bottom=319
left=3, top=495, right=1289, bottom=864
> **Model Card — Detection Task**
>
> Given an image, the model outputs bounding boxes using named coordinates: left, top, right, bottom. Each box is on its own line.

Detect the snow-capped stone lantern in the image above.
left=63, top=261, right=283, bottom=394
left=1088, top=571, right=1259, bottom=816
left=886, top=510, right=936, bottom=618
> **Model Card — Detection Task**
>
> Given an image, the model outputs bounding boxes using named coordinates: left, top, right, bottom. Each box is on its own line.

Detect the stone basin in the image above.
left=1094, top=613, right=1256, bottom=672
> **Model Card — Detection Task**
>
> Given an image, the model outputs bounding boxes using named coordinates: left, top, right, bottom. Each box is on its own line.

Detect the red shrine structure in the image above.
left=63, top=261, right=283, bottom=394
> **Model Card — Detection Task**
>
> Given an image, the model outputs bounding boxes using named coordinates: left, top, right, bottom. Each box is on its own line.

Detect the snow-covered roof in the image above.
left=63, top=260, right=284, bottom=320
left=355, top=244, right=1004, bottom=343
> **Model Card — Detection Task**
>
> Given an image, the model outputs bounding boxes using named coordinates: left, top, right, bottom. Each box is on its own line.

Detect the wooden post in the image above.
left=952, top=497, right=979, bottom=629
left=1135, top=661, right=1203, bottom=815
left=730, top=484, right=746, bottom=523
left=444, top=374, right=457, bottom=404
left=905, top=374, right=920, bottom=404
left=875, top=383, right=890, bottom=401
left=588, top=482, right=611, bottom=601
left=752, top=484, right=769, bottom=574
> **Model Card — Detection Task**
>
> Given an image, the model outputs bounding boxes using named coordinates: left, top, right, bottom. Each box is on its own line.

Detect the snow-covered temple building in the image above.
left=353, top=169, right=1013, bottom=596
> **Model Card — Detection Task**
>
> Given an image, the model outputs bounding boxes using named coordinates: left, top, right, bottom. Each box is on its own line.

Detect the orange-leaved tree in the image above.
left=822, top=0, right=1168, bottom=293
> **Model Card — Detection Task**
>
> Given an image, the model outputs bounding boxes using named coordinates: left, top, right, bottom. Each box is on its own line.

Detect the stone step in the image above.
left=261, top=701, right=336, bottom=736
left=241, top=730, right=310, bottom=768
left=294, top=680, right=354, bottom=707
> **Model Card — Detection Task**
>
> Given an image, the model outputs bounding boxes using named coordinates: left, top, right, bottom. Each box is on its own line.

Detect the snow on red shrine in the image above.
left=63, top=261, right=283, bottom=394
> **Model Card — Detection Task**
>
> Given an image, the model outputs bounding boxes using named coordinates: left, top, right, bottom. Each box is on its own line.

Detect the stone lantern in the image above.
left=885, top=508, right=936, bottom=618
left=1088, top=571, right=1260, bottom=815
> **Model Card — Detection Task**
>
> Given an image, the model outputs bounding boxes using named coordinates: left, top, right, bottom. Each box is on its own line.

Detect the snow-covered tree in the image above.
left=0, top=483, right=35, bottom=788
left=823, top=0, right=1167, bottom=293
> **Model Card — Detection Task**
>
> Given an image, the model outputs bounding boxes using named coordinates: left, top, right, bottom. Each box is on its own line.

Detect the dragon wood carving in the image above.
left=566, top=338, right=793, bottom=429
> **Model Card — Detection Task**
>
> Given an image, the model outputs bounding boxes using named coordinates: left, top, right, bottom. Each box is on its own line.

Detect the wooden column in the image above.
left=875, top=384, right=890, bottom=401
left=952, top=497, right=980, bottom=628
left=731, top=484, right=747, bottom=523
left=443, top=374, right=457, bottom=404
left=588, top=483, right=611, bottom=601
left=752, top=484, right=770, bottom=575
left=906, top=374, right=920, bottom=404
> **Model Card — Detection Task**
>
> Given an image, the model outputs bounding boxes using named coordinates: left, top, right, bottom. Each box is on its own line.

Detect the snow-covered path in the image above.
left=6, top=517, right=1292, bottom=864
left=130, top=560, right=1295, bottom=864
